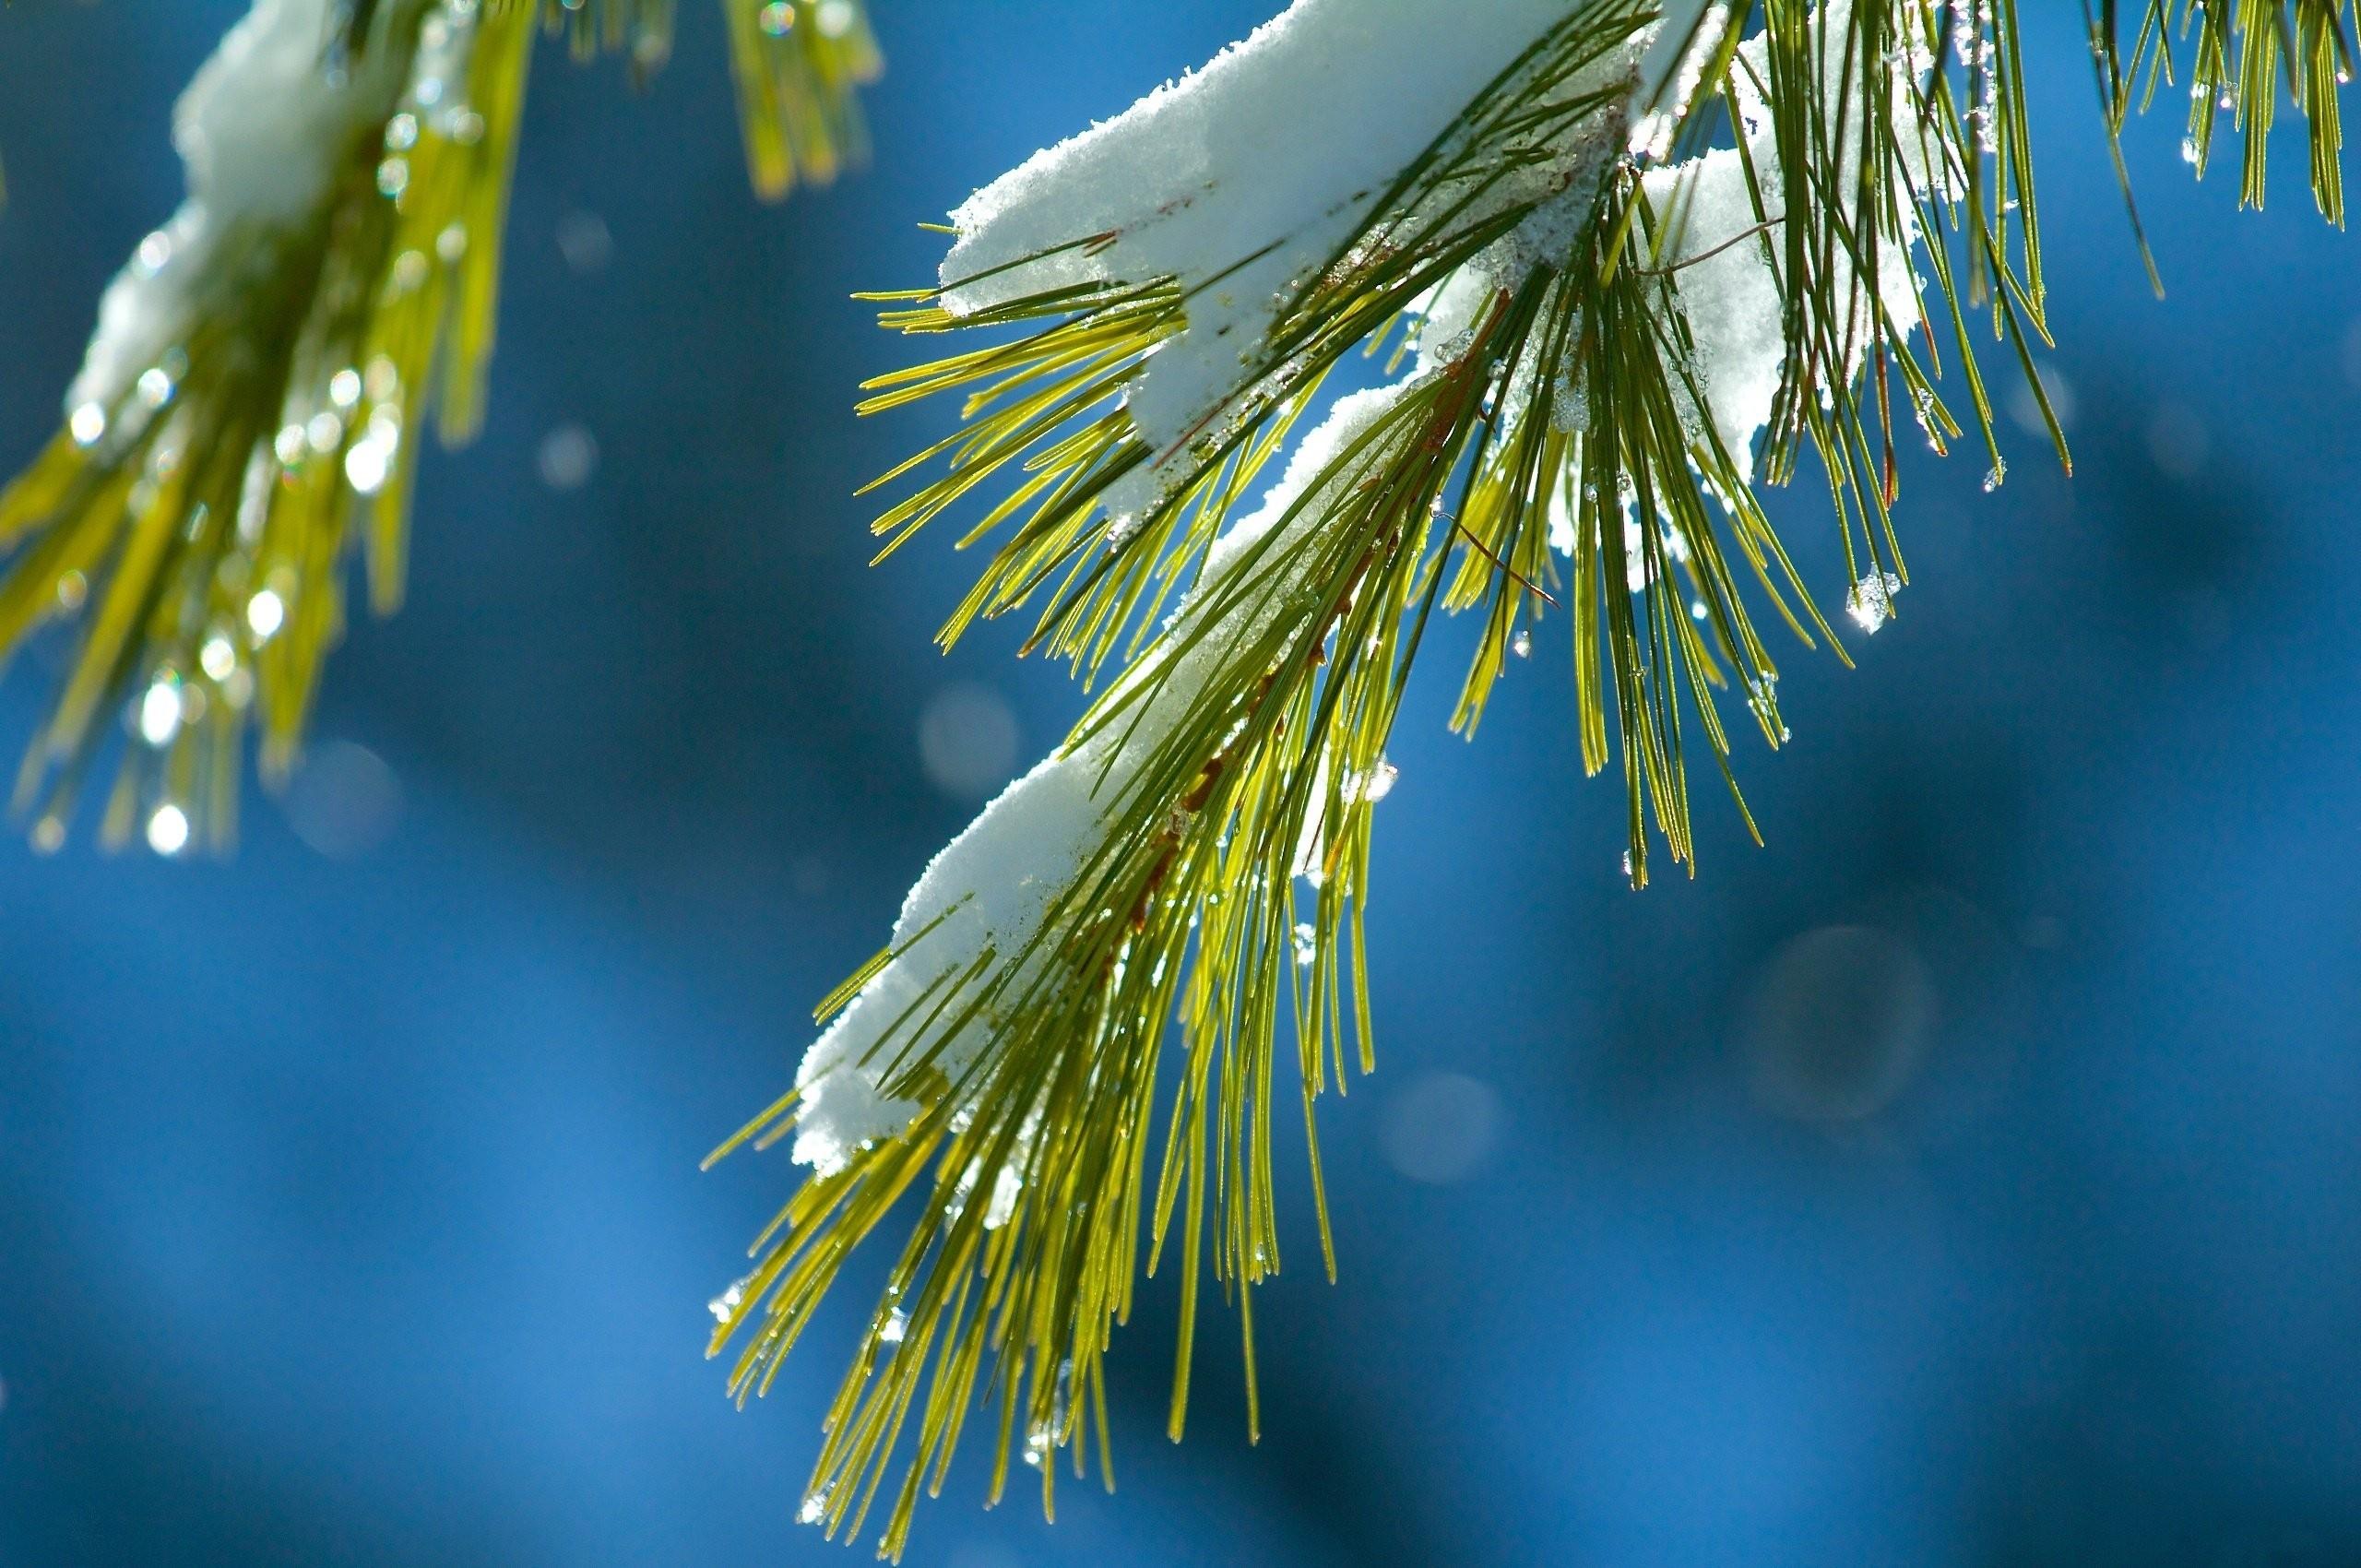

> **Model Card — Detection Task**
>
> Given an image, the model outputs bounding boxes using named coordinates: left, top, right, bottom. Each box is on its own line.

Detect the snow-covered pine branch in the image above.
left=711, top=0, right=2357, bottom=1556
left=0, top=0, right=877, bottom=854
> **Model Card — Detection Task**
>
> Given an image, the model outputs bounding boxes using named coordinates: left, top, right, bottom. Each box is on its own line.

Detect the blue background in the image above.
left=2, top=6, right=2357, bottom=1564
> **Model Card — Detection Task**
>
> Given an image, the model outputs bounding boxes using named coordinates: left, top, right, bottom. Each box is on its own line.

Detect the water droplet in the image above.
left=146, top=803, right=190, bottom=857
left=708, top=1278, right=747, bottom=1323
left=68, top=403, right=107, bottom=447
left=376, top=157, right=409, bottom=198
left=759, top=0, right=795, bottom=34
left=200, top=635, right=238, bottom=683
left=1740, top=925, right=1937, bottom=1123
left=555, top=209, right=612, bottom=275
left=385, top=112, right=419, bottom=151
left=136, top=367, right=173, bottom=410
left=344, top=430, right=395, bottom=495
left=138, top=677, right=183, bottom=747
left=917, top=682, right=1020, bottom=802
left=281, top=740, right=404, bottom=860
left=305, top=411, right=344, bottom=455
left=1022, top=1422, right=1054, bottom=1467
left=879, top=1309, right=908, bottom=1345
left=2146, top=403, right=2211, bottom=481
left=1511, top=627, right=1532, bottom=659
left=434, top=222, right=469, bottom=263
left=1377, top=1071, right=1504, bottom=1185
left=535, top=423, right=599, bottom=491
left=328, top=369, right=362, bottom=409
left=246, top=589, right=286, bottom=641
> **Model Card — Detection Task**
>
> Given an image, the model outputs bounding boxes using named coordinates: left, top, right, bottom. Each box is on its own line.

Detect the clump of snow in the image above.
left=791, top=383, right=1413, bottom=1173
left=1636, top=143, right=1789, bottom=465
left=68, top=0, right=423, bottom=415
left=1405, top=3, right=1930, bottom=480
left=1633, top=3, right=1928, bottom=476
left=1845, top=568, right=1903, bottom=632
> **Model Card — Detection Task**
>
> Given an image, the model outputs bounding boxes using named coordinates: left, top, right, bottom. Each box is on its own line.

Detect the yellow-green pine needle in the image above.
left=724, top=0, right=884, bottom=200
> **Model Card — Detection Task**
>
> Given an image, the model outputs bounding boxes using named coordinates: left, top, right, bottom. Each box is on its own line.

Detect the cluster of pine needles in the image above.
left=0, top=0, right=877, bottom=852
left=706, top=0, right=2354, bottom=1557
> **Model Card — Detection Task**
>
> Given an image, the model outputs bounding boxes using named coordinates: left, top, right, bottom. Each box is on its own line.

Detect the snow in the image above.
left=921, top=0, right=1911, bottom=544
left=67, top=0, right=423, bottom=417
left=1641, top=144, right=1791, bottom=463
left=790, top=382, right=1413, bottom=1173
left=1632, top=0, right=1732, bottom=157
left=1403, top=2, right=1919, bottom=501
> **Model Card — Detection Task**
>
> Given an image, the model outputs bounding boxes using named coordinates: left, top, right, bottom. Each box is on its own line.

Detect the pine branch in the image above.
left=713, top=0, right=2355, bottom=1556
left=0, top=0, right=528, bottom=853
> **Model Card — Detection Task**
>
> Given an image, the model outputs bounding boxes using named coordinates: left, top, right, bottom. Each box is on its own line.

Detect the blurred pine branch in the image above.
left=0, top=0, right=879, bottom=852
